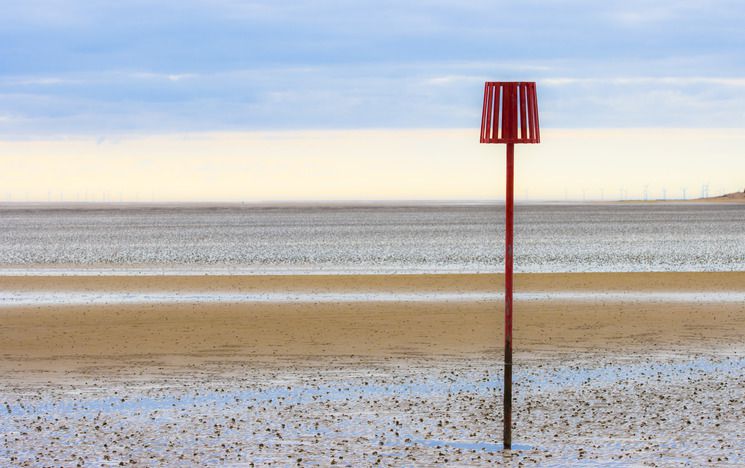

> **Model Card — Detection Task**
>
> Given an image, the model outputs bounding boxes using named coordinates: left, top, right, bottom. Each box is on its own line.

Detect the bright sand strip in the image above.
left=1, top=272, right=744, bottom=377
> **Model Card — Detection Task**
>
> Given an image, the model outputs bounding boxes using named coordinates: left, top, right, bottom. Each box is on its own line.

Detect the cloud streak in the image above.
left=542, top=77, right=745, bottom=87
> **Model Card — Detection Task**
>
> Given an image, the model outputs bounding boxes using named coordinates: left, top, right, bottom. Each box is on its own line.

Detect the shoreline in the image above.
left=0, top=197, right=743, bottom=210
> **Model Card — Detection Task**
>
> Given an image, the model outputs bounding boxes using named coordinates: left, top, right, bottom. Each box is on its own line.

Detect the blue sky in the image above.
left=2, top=0, right=745, bottom=137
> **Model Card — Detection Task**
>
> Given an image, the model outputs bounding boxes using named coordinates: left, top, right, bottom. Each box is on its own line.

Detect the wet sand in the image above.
left=1, top=272, right=744, bottom=372
left=1, top=272, right=744, bottom=465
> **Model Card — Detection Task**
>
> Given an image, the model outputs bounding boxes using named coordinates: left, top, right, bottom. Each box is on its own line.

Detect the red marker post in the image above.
left=479, top=82, right=541, bottom=450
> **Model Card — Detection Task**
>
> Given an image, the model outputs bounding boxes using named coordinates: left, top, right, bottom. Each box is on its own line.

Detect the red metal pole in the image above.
left=504, top=142, right=514, bottom=450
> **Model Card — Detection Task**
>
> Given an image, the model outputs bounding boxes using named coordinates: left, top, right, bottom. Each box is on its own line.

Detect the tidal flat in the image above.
left=1, top=272, right=744, bottom=465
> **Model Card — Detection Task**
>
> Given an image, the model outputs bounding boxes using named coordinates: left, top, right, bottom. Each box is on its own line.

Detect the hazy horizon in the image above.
left=2, top=128, right=744, bottom=203
left=2, top=2, right=744, bottom=202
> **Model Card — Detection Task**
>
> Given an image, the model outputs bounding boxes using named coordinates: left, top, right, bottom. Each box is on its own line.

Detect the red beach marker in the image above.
left=479, top=81, right=540, bottom=450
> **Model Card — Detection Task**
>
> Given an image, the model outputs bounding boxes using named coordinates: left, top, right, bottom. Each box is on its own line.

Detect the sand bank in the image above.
left=1, top=272, right=744, bottom=376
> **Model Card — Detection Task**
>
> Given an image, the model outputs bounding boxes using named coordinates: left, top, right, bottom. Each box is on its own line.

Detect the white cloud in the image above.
left=1, top=77, right=76, bottom=86
left=542, top=77, right=745, bottom=87
left=424, top=75, right=486, bottom=86
left=129, top=72, right=198, bottom=82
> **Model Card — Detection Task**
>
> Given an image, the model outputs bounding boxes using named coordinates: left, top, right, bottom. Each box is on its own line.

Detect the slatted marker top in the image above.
left=480, top=82, right=540, bottom=145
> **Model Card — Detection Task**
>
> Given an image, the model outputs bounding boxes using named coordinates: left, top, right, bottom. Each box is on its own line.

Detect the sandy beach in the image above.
left=1, top=272, right=745, bottom=373
left=1, top=272, right=744, bottom=465
left=5, top=0, right=744, bottom=465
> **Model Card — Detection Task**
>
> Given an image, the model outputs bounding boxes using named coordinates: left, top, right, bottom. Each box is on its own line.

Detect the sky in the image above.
left=1, top=0, right=744, bottom=201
